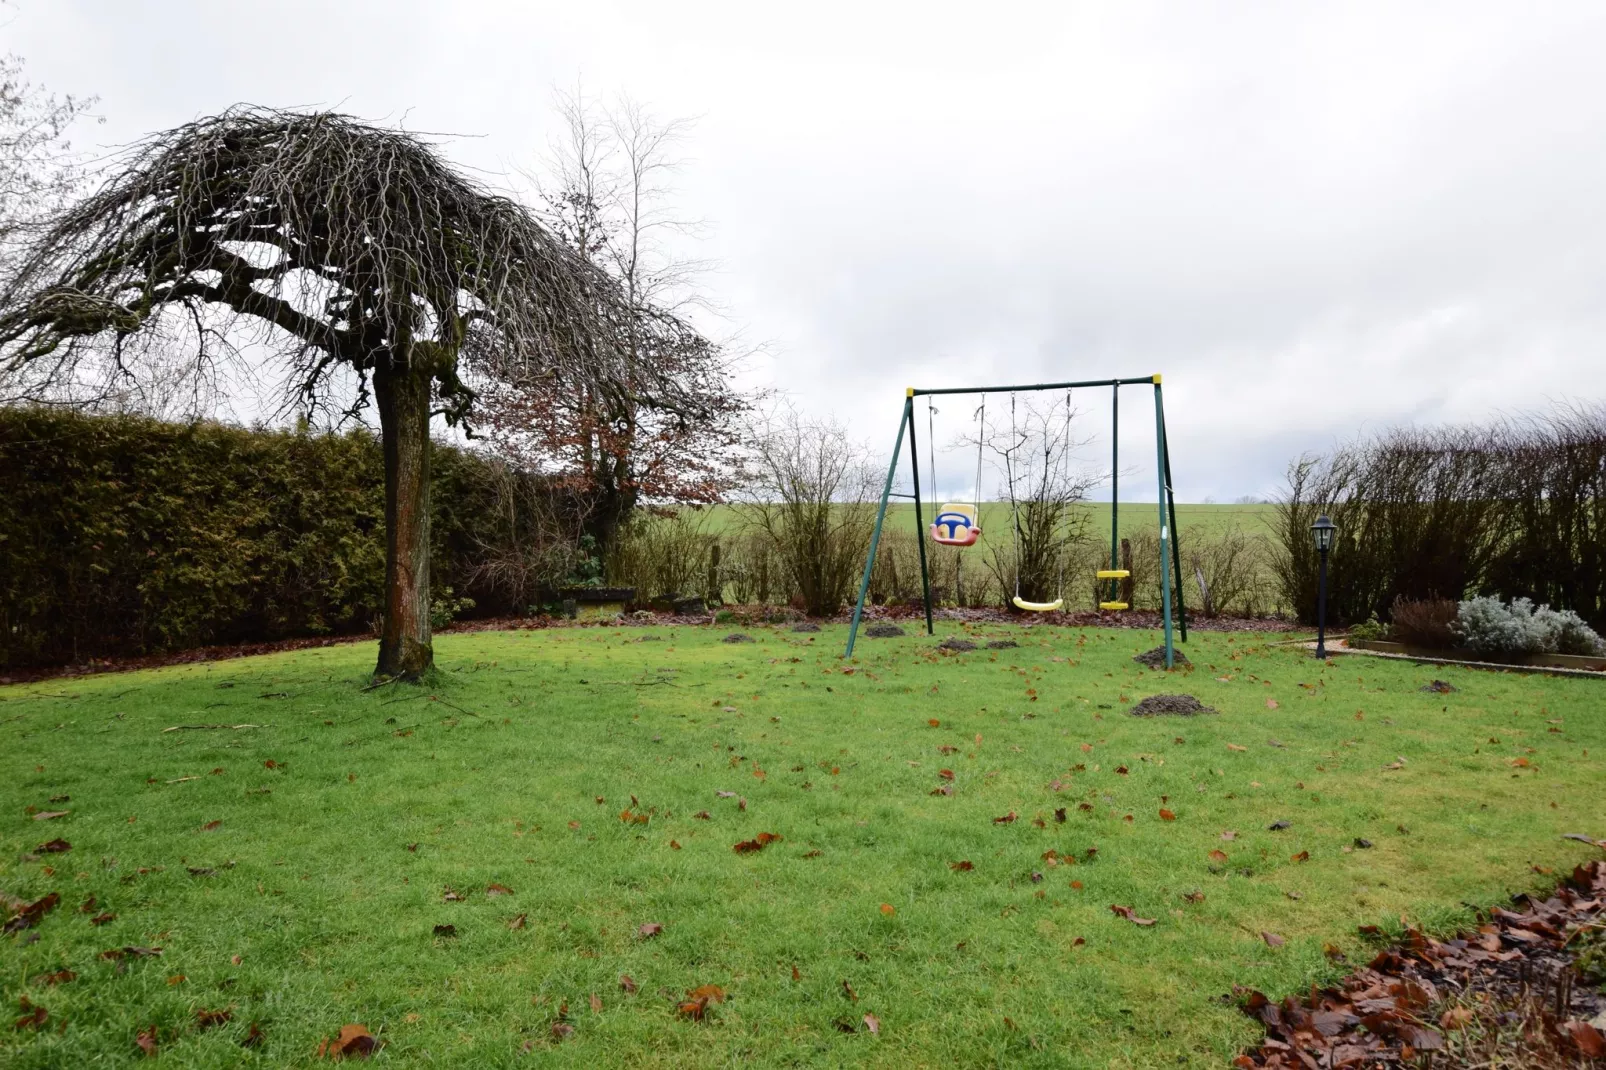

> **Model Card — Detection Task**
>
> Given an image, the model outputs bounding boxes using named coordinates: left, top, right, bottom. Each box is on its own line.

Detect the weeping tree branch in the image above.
left=0, top=106, right=710, bottom=678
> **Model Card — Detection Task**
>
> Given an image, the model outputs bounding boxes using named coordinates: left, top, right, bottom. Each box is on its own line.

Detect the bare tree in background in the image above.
left=482, top=86, right=748, bottom=555
left=974, top=395, right=1098, bottom=605
left=0, top=107, right=708, bottom=679
left=739, top=407, right=877, bottom=617
left=0, top=48, right=95, bottom=258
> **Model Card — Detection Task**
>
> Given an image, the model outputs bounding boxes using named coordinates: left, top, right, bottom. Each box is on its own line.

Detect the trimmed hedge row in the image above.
left=0, top=407, right=541, bottom=669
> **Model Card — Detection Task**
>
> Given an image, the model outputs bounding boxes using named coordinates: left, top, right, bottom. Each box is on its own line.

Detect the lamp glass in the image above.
left=1311, top=514, right=1336, bottom=553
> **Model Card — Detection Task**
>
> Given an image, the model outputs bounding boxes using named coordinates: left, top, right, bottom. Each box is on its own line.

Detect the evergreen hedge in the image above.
left=0, top=407, right=555, bottom=669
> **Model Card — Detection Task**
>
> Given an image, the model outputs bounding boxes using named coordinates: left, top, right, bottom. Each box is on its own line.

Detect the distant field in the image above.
left=696, top=503, right=1280, bottom=542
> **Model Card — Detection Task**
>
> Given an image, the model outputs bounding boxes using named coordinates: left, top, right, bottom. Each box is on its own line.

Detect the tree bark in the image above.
left=374, top=363, right=434, bottom=679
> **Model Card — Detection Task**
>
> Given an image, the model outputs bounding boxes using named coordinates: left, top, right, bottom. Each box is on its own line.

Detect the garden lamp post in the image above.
left=1311, top=514, right=1337, bottom=658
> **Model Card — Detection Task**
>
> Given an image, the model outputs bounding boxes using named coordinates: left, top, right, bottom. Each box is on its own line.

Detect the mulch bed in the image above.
left=1234, top=856, right=1606, bottom=1069
left=937, top=637, right=978, bottom=652
left=1129, top=694, right=1216, bottom=716
left=863, top=622, right=907, bottom=639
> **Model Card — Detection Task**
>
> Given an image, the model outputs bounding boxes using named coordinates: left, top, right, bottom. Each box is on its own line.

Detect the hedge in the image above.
left=0, top=407, right=556, bottom=669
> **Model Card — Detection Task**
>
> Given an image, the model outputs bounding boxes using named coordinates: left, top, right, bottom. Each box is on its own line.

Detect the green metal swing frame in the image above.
left=844, top=374, right=1187, bottom=664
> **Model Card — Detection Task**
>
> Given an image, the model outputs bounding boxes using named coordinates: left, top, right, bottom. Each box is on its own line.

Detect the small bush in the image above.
left=1346, top=613, right=1388, bottom=643
left=1453, top=596, right=1606, bottom=659
left=1390, top=596, right=1458, bottom=649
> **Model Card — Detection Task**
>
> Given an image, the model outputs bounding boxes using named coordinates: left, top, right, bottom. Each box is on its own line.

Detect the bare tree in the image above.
left=0, top=107, right=707, bottom=679
left=974, top=395, right=1098, bottom=605
left=483, top=86, right=746, bottom=553
left=0, top=49, right=95, bottom=259
left=738, top=407, right=877, bottom=617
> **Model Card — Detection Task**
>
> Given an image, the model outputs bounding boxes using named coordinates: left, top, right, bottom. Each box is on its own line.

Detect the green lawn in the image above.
left=3, top=623, right=1602, bottom=1067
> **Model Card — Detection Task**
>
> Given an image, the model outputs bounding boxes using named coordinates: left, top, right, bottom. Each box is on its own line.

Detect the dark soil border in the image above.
left=1, top=607, right=1293, bottom=686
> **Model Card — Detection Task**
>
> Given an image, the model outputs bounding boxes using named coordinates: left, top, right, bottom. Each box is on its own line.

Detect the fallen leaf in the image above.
left=1208, top=849, right=1229, bottom=864
left=1070, top=880, right=1083, bottom=889
left=507, top=914, right=527, bottom=930
left=993, top=811, right=1017, bottom=825
left=950, top=860, right=974, bottom=871
left=1159, top=809, right=1176, bottom=821
left=1054, top=807, right=1067, bottom=822
left=243, top=1021, right=265, bottom=1048
left=638, top=922, right=663, bottom=939
left=669, top=839, right=682, bottom=850
left=195, top=1008, right=232, bottom=1029
left=1566, top=1021, right=1604, bottom=1058
left=1109, top=904, right=1157, bottom=926
left=91, top=911, right=117, bottom=926
left=3, top=892, right=60, bottom=934
left=14, top=997, right=47, bottom=1030
left=485, top=883, right=513, bottom=897
left=1220, top=830, right=1238, bottom=841
left=201, top=820, right=222, bottom=832
left=35, top=969, right=75, bottom=986
left=1182, top=890, right=1206, bottom=903
left=1440, top=1007, right=1474, bottom=1031
left=938, top=768, right=955, bottom=780
left=550, top=1021, right=575, bottom=1041
left=693, top=810, right=711, bottom=820
left=791, top=965, right=802, bottom=982
left=1261, top=931, right=1285, bottom=947
left=928, top=718, right=940, bottom=727
left=842, top=979, right=859, bottom=1001
left=321, top=1023, right=376, bottom=1059
left=1511, top=757, right=1530, bottom=768
left=864, top=1012, right=881, bottom=1035
left=879, top=903, right=895, bottom=916
left=589, top=993, right=602, bottom=1014
left=167, top=974, right=186, bottom=985
left=441, top=888, right=464, bottom=902
left=1267, top=820, right=1291, bottom=831
left=1291, top=850, right=1310, bottom=863
left=733, top=832, right=782, bottom=853
left=1265, top=699, right=1279, bottom=709
left=1226, top=744, right=1247, bottom=752
left=136, top=1026, right=158, bottom=1056
left=619, top=974, right=637, bottom=994
left=262, top=760, right=277, bottom=770
left=32, top=810, right=69, bottom=821
left=432, top=924, right=456, bottom=938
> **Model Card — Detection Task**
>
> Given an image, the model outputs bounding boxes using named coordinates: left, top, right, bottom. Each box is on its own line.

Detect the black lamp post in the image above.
left=1311, top=513, right=1337, bottom=659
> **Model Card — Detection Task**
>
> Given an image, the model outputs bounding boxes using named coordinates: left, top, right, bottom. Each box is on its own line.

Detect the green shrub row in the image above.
left=0, top=407, right=574, bottom=669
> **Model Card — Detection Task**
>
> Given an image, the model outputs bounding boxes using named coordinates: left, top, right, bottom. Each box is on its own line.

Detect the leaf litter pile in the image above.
left=1233, top=859, right=1606, bottom=1068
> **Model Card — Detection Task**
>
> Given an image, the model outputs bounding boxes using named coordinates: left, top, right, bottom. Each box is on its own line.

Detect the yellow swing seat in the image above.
left=1012, top=595, right=1064, bottom=612
left=1098, top=601, right=1130, bottom=611
left=1095, top=569, right=1130, bottom=580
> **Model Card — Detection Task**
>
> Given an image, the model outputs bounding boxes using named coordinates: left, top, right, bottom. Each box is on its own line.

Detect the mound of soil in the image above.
left=1129, top=694, right=1216, bottom=716
left=937, top=637, right=978, bottom=652
left=865, top=622, right=906, bottom=639
left=1133, top=647, right=1191, bottom=669
left=790, top=622, right=821, bottom=633
left=985, top=639, right=1018, bottom=650
left=1419, top=679, right=1458, bottom=693
left=722, top=633, right=755, bottom=644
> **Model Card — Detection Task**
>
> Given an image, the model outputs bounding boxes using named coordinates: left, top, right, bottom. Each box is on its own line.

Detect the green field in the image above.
left=4, top=622, right=1601, bottom=1067
left=698, top=502, right=1279, bottom=541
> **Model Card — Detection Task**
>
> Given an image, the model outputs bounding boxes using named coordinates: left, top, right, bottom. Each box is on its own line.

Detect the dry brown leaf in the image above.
left=950, top=860, right=974, bottom=871
left=638, top=922, right=663, bottom=939
left=485, top=883, right=513, bottom=897
left=1291, top=850, right=1310, bottom=863
left=589, top=993, right=602, bottom=1014
left=841, top=979, right=859, bottom=1001
left=1208, top=849, right=1229, bottom=864
left=1109, top=904, right=1157, bottom=926
left=619, top=974, right=638, bottom=993
left=507, top=914, right=527, bottom=930
left=32, top=810, right=69, bottom=821
left=864, top=1012, right=881, bottom=1035
left=1261, top=931, right=1285, bottom=947
left=321, top=1023, right=377, bottom=1059
left=195, top=1008, right=232, bottom=1030
left=1159, top=809, right=1176, bottom=821
left=1226, top=744, right=1247, bottom=752
left=879, top=903, right=895, bottom=916
left=136, top=1026, right=158, bottom=1056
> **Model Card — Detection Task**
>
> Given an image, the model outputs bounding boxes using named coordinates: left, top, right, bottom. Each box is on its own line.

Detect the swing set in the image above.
left=844, top=374, right=1187, bottom=665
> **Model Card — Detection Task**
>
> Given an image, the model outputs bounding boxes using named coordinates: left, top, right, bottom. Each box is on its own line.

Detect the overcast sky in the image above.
left=9, top=1, right=1606, bottom=501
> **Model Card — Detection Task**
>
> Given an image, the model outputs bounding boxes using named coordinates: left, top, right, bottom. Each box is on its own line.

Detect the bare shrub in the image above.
left=737, top=409, right=876, bottom=617
left=1389, top=596, right=1458, bottom=648
left=606, top=508, right=714, bottom=601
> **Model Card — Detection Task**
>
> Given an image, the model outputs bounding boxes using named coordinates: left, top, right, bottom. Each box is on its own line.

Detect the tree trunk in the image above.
left=374, top=363, right=434, bottom=680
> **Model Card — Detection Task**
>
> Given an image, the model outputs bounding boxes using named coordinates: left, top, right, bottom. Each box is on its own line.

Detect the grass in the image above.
left=699, top=501, right=1279, bottom=541
left=3, top=622, right=1603, bottom=1067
